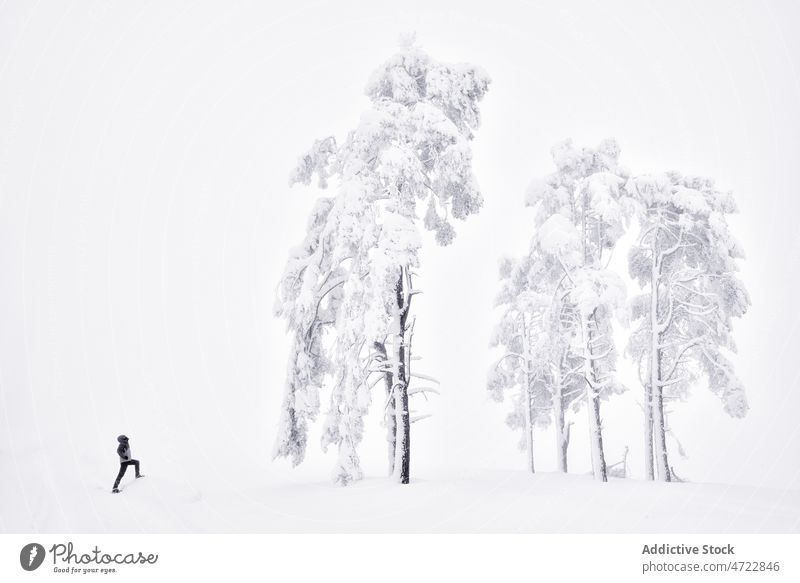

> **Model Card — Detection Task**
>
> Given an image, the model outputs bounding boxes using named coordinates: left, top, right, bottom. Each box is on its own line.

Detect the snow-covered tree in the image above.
left=272, top=198, right=336, bottom=468
left=626, top=172, right=750, bottom=481
left=273, top=38, right=490, bottom=485
left=524, top=139, right=631, bottom=481
left=488, top=245, right=584, bottom=473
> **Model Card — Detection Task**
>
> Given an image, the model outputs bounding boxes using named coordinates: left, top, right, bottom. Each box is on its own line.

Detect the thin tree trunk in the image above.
left=581, top=188, right=608, bottom=482
left=652, top=379, right=670, bottom=481
left=644, top=381, right=655, bottom=480
left=554, top=396, right=568, bottom=473
left=393, top=377, right=410, bottom=484
left=374, top=342, right=396, bottom=476
left=579, top=186, right=607, bottom=482
left=650, top=245, right=671, bottom=481
left=520, top=313, right=535, bottom=474
left=524, top=386, right=535, bottom=473
left=391, top=268, right=411, bottom=484
left=642, top=232, right=657, bottom=481
left=582, top=311, right=607, bottom=482
left=587, top=389, right=607, bottom=481
left=553, top=366, right=568, bottom=473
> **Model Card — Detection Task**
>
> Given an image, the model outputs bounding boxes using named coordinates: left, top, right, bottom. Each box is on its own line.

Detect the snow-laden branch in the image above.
left=410, top=372, right=440, bottom=384
left=492, top=351, right=527, bottom=371
left=305, top=277, right=347, bottom=339
left=656, top=229, right=685, bottom=268
left=658, top=376, right=688, bottom=388
left=660, top=335, right=706, bottom=384
left=657, top=293, right=674, bottom=333
left=408, top=386, right=440, bottom=396
left=581, top=345, right=613, bottom=362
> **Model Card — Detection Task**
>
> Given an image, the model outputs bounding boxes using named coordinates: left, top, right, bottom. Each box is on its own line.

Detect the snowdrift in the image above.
left=2, top=456, right=797, bottom=533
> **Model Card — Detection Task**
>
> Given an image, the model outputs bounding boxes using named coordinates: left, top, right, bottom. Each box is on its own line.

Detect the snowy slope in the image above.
left=3, top=456, right=797, bottom=533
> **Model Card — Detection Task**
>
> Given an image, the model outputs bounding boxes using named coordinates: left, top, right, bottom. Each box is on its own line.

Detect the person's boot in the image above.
left=112, top=488, right=120, bottom=493
left=136, top=474, right=144, bottom=479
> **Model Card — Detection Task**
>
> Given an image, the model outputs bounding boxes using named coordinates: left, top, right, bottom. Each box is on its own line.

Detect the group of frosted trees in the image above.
left=272, top=41, right=749, bottom=486
left=489, top=141, right=749, bottom=482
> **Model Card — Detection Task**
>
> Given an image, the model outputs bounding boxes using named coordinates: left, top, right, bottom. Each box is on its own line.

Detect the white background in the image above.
left=0, top=534, right=797, bottom=582
left=1, top=0, right=799, bottom=531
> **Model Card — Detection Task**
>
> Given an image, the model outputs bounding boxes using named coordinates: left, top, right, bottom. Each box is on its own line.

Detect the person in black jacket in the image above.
left=112, top=434, right=143, bottom=493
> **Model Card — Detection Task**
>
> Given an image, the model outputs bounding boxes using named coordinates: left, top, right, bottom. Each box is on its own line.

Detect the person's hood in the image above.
left=117, top=435, right=129, bottom=443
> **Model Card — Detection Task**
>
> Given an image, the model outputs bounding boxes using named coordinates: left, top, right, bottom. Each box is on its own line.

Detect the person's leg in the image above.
left=112, top=462, right=130, bottom=490
left=132, top=459, right=141, bottom=478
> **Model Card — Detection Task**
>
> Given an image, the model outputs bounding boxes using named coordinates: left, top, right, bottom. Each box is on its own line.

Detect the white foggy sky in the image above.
left=1, top=0, right=799, bottom=494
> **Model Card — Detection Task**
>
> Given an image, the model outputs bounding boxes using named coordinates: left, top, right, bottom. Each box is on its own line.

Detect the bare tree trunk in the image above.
left=580, top=189, right=607, bottom=482
left=587, top=388, right=607, bottom=482
left=393, top=378, right=410, bottom=484
left=391, top=268, right=411, bottom=484
left=652, top=378, right=671, bottom=481
left=650, top=247, right=671, bottom=482
left=553, top=366, right=568, bottom=473
left=524, top=386, right=535, bottom=474
left=520, top=313, right=535, bottom=474
left=582, top=312, right=607, bottom=482
left=374, top=342, right=396, bottom=476
left=644, top=381, right=655, bottom=480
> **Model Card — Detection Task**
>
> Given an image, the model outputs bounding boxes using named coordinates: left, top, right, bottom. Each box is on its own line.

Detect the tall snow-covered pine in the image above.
left=525, top=139, right=631, bottom=481
left=274, top=38, right=490, bottom=485
left=626, top=172, right=750, bottom=481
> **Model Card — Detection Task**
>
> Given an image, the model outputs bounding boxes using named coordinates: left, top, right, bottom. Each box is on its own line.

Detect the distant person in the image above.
left=112, top=434, right=144, bottom=493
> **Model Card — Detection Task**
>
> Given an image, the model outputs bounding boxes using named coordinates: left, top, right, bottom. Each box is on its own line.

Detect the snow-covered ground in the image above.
left=3, top=457, right=797, bottom=533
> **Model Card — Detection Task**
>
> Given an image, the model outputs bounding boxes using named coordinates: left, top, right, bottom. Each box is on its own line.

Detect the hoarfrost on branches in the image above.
left=273, top=39, right=490, bottom=485
left=626, top=171, right=750, bottom=481
left=491, top=139, right=631, bottom=480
